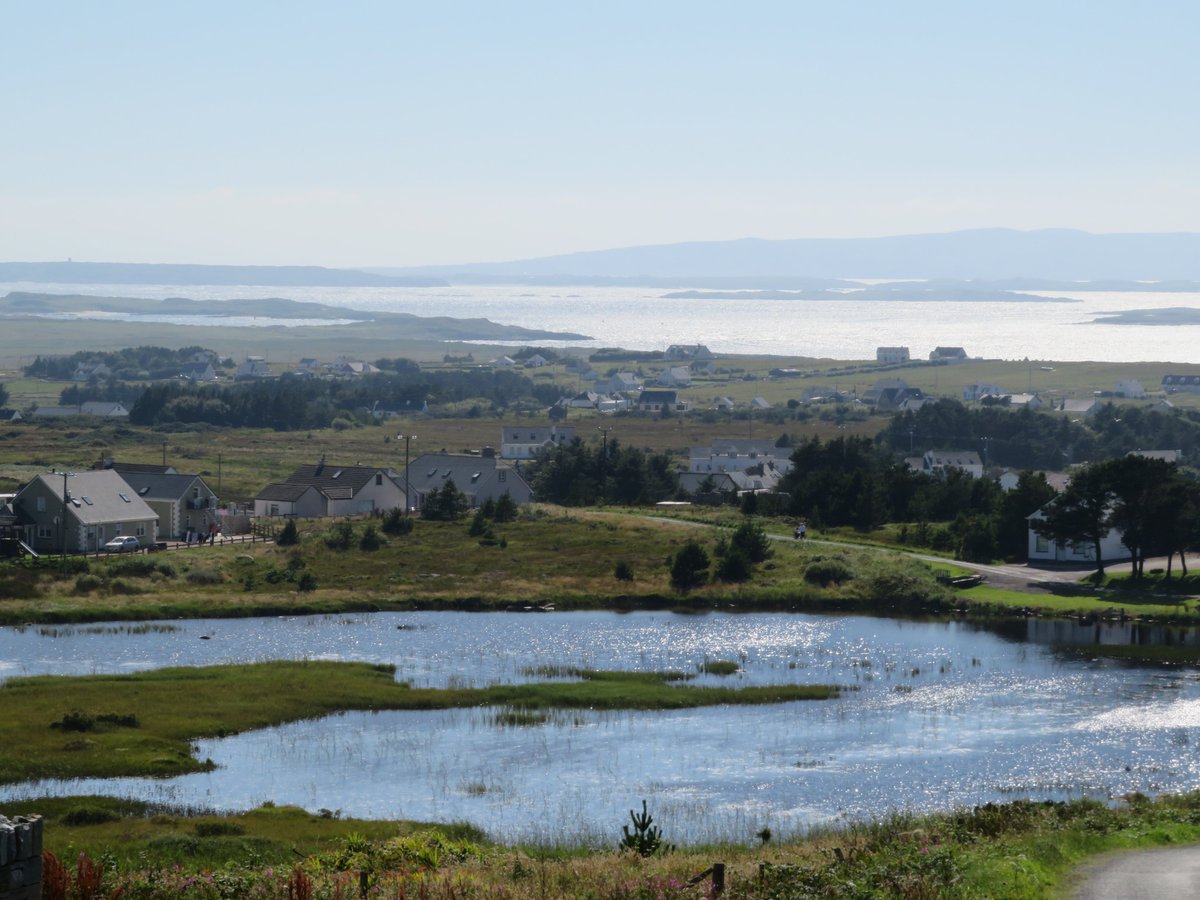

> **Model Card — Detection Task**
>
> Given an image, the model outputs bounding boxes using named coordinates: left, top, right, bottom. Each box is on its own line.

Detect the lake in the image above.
left=3, top=281, right=1200, bottom=362
left=4, top=611, right=1200, bottom=844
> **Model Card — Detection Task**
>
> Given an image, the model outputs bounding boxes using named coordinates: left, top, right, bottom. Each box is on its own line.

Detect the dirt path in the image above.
left=1067, top=845, right=1200, bottom=898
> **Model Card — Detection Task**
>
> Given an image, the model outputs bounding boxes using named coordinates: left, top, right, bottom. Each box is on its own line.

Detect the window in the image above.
left=269, top=503, right=280, bottom=516
left=498, top=470, right=507, bottom=482
left=36, top=496, right=46, bottom=512
left=119, top=492, right=131, bottom=503
left=376, top=473, right=383, bottom=486
left=192, top=487, right=200, bottom=499
left=37, top=525, right=53, bottom=539
left=1035, top=535, right=1049, bottom=554
left=82, top=496, right=93, bottom=505
left=135, top=525, right=146, bottom=536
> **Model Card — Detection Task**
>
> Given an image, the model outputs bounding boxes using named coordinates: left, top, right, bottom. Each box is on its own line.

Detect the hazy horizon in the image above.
left=3, top=2, right=1197, bottom=268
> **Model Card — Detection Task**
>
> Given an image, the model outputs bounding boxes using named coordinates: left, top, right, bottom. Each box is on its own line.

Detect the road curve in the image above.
left=1068, top=845, right=1200, bottom=898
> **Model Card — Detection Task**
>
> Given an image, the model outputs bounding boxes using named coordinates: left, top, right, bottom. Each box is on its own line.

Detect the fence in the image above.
left=0, top=815, right=42, bottom=900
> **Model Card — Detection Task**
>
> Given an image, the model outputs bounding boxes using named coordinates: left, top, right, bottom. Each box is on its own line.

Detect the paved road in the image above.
left=1068, top=845, right=1200, bottom=898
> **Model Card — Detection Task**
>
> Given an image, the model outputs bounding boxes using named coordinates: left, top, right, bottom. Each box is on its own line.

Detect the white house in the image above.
left=1059, top=398, right=1103, bottom=417
left=594, top=372, right=642, bottom=394
left=500, top=425, right=577, bottom=459
left=236, top=357, right=272, bottom=380
left=1114, top=379, right=1146, bottom=399
left=908, top=449, right=984, bottom=479
left=1028, top=505, right=1130, bottom=564
left=963, top=383, right=1006, bottom=402
left=656, top=367, right=692, bottom=387
left=255, top=459, right=406, bottom=518
left=876, top=347, right=910, bottom=364
left=688, top=440, right=794, bottom=477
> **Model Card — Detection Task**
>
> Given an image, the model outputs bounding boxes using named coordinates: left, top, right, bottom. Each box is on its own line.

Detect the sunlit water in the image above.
left=4, top=611, right=1200, bottom=843
left=3, top=281, right=1199, bottom=362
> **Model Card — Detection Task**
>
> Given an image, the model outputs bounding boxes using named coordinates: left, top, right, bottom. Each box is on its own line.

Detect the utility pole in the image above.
left=161, top=441, right=167, bottom=467
left=52, top=470, right=75, bottom=559
left=398, top=434, right=416, bottom=515
left=597, top=425, right=613, bottom=499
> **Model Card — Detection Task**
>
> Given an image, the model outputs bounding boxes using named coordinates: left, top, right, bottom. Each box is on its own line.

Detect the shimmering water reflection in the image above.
left=3, top=611, right=1200, bottom=844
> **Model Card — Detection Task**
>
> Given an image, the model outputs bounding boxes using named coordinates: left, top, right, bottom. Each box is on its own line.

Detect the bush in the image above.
left=716, top=548, right=752, bottom=582
left=73, top=573, right=104, bottom=594
left=382, top=508, right=414, bottom=535
left=359, top=524, right=384, bottom=551
left=63, top=805, right=120, bottom=826
left=730, top=520, right=773, bottom=563
left=614, top=561, right=635, bottom=582
left=297, top=572, right=318, bottom=592
left=194, top=821, right=246, bottom=837
left=493, top=491, right=519, bottom=523
left=186, top=568, right=225, bottom=585
left=669, top=540, right=710, bottom=592
left=52, top=710, right=95, bottom=732
left=804, top=557, right=854, bottom=587
left=324, top=521, right=355, bottom=550
left=276, top=519, right=299, bottom=546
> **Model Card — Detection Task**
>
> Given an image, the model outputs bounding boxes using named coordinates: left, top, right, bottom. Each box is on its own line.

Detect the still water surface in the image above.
left=3, top=611, right=1200, bottom=843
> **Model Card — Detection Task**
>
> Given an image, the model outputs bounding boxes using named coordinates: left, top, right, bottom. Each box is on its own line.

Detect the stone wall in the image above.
left=0, top=815, right=42, bottom=900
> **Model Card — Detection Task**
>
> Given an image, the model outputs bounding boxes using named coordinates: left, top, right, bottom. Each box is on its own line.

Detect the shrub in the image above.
left=716, top=549, right=752, bottom=583
left=804, top=557, right=854, bottom=586
left=73, top=573, right=104, bottom=594
left=194, top=821, right=246, bottom=837
left=324, top=521, right=355, bottom=550
left=381, top=508, right=414, bottom=535
left=106, top=578, right=142, bottom=595
left=63, top=805, right=120, bottom=826
left=52, top=710, right=95, bottom=732
left=297, top=572, right=318, bottom=592
left=276, top=519, right=299, bottom=546
left=669, top=540, right=710, bottom=592
left=186, top=568, right=225, bottom=585
left=730, top=520, right=773, bottom=563
left=359, top=524, right=384, bottom=551
left=468, top=510, right=488, bottom=537
left=493, top=491, right=519, bottom=523
left=619, top=800, right=674, bottom=858
left=614, top=560, right=635, bottom=581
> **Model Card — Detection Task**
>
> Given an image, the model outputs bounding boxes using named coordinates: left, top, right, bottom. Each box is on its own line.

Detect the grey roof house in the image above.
left=12, top=469, right=158, bottom=554
left=255, top=459, right=406, bottom=518
left=404, top=452, right=533, bottom=511
left=108, top=468, right=219, bottom=540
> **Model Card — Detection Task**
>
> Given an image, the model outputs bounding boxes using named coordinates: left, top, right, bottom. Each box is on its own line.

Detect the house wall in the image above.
left=325, top=473, right=406, bottom=516
left=1027, top=525, right=1130, bottom=563
left=254, top=488, right=325, bottom=519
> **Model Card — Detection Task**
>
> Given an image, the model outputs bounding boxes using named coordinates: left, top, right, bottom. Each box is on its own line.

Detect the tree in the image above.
left=1031, top=463, right=1114, bottom=574
left=715, top=548, right=752, bottom=582
left=493, top=491, right=518, bottom=523
left=0, top=381, right=8, bottom=408
left=729, top=520, right=773, bottom=563
left=275, top=519, right=299, bottom=546
left=668, top=540, right=710, bottom=592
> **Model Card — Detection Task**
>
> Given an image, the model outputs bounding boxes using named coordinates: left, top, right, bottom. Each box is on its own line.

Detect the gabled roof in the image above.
left=117, top=472, right=213, bottom=502
left=639, top=390, right=678, bottom=403
left=23, top=470, right=157, bottom=525
left=256, top=482, right=322, bottom=502
left=405, top=453, right=529, bottom=497
left=284, top=462, right=393, bottom=498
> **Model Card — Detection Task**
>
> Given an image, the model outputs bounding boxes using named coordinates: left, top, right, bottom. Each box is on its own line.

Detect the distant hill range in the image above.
left=0, top=261, right=446, bottom=288
left=374, top=228, right=1200, bottom=284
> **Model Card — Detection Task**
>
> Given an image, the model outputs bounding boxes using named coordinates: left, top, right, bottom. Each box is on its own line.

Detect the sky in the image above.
left=2, top=1, right=1198, bottom=267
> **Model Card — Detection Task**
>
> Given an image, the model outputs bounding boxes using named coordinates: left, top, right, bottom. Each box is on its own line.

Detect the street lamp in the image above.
left=397, top=435, right=416, bottom=515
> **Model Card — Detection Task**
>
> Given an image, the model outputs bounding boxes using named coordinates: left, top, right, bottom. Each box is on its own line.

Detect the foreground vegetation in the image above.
left=0, top=660, right=839, bottom=783
left=8, top=792, right=1200, bottom=897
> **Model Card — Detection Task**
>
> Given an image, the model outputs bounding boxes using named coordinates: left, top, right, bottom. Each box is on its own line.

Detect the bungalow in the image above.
left=255, top=459, right=407, bottom=518
left=908, top=449, right=984, bottom=479
left=639, top=390, right=687, bottom=413
left=862, top=377, right=922, bottom=409
left=1028, top=504, right=1130, bottom=564
left=664, top=344, right=714, bottom=361
left=489, top=356, right=517, bottom=368
left=594, top=372, right=642, bottom=394
left=1162, top=375, right=1200, bottom=393
left=963, top=383, right=1006, bottom=402
left=404, top=452, right=533, bottom=511
left=254, top=482, right=325, bottom=519
left=566, top=391, right=605, bottom=409
left=1059, top=398, right=1103, bottom=417
left=0, top=408, right=23, bottom=422
left=688, top=440, right=793, bottom=477
left=12, top=469, right=159, bottom=553
left=236, top=357, right=272, bottom=380
left=711, top=396, right=736, bottom=411
left=500, top=425, right=577, bottom=459
left=109, top=468, right=219, bottom=541
left=80, top=401, right=129, bottom=417
left=929, top=347, right=969, bottom=363
left=72, top=362, right=112, bottom=382
left=1114, top=379, right=1146, bottom=399
left=876, top=346, right=910, bottom=364
left=329, top=357, right=381, bottom=377
left=523, top=354, right=550, bottom=368
left=656, top=367, right=692, bottom=387
left=1005, top=393, right=1043, bottom=410
left=179, top=361, right=218, bottom=382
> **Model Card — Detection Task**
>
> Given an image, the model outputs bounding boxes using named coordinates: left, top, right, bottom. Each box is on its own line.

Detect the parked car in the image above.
left=103, top=536, right=141, bottom=553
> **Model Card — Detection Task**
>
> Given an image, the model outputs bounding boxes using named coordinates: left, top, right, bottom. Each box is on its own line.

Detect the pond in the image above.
left=3, top=611, right=1200, bottom=844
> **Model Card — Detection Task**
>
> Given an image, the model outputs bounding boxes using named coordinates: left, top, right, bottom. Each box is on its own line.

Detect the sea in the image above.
left=2, top=282, right=1199, bottom=363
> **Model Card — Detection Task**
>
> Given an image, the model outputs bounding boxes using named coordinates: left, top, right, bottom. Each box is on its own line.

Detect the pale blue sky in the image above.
left=2, top=1, right=1197, bottom=266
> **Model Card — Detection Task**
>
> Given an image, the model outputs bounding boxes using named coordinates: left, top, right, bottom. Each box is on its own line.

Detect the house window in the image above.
left=498, top=470, right=506, bottom=482
left=376, top=473, right=383, bottom=486
left=1071, top=543, right=1086, bottom=557
left=135, top=524, right=146, bottom=536
left=36, top=496, right=46, bottom=512
left=270, top=504, right=280, bottom=516
left=193, top=487, right=200, bottom=499
left=37, top=525, right=53, bottom=539
left=1035, top=535, right=1049, bottom=554
left=114, top=525, right=122, bottom=535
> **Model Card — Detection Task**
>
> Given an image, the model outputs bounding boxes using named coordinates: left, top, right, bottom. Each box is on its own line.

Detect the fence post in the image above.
left=0, top=814, right=43, bottom=900
left=712, top=862, right=725, bottom=895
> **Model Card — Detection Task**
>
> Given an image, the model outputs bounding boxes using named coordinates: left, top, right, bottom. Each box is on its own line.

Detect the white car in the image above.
left=103, top=536, right=141, bottom=553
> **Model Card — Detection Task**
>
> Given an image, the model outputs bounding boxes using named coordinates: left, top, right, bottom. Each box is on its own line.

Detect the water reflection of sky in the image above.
left=4, top=611, right=1200, bottom=844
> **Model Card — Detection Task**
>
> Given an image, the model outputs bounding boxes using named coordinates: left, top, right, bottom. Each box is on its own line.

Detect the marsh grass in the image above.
left=0, top=661, right=839, bottom=783
left=11, top=793, right=1200, bottom=897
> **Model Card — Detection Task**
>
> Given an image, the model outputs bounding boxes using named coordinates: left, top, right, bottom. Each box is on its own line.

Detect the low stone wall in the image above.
left=0, top=815, right=42, bottom=900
